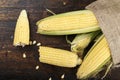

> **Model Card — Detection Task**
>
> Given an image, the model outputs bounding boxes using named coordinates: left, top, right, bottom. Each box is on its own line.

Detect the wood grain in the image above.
left=1, top=0, right=120, bottom=80
left=0, top=0, right=96, bottom=80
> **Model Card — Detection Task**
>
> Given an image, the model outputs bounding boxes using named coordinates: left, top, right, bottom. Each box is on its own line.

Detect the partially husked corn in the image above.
left=13, top=10, right=30, bottom=46
left=39, top=46, right=82, bottom=67
left=76, top=35, right=111, bottom=79
left=71, top=31, right=101, bottom=57
left=94, top=32, right=103, bottom=42
left=36, top=10, right=100, bottom=35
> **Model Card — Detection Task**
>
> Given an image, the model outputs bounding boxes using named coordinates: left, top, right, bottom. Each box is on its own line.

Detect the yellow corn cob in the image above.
left=13, top=10, right=30, bottom=46
left=76, top=35, right=111, bottom=79
left=71, top=31, right=101, bottom=57
left=39, top=46, right=82, bottom=67
left=36, top=10, right=100, bottom=35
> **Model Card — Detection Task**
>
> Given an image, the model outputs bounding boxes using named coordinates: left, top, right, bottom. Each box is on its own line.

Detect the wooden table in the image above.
left=0, top=0, right=119, bottom=80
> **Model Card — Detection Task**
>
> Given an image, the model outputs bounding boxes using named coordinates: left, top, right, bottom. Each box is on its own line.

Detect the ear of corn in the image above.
left=36, top=10, right=100, bottom=35
left=39, top=46, right=82, bottom=68
left=76, top=35, right=111, bottom=79
left=71, top=31, right=101, bottom=57
left=13, top=10, right=30, bottom=46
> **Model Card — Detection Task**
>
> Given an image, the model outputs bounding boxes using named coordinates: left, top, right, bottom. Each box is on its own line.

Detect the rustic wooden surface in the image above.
left=0, top=0, right=119, bottom=80
left=0, top=0, right=96, bottom=80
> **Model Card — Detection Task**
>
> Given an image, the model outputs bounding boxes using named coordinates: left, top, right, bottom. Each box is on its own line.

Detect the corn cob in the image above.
left=71, top=31, right=101, bottom=57
left=13, top=10, right=30, bottom=46
left=36, top=10, right=100, bottom=35
left=76, top=35, right=111, bottom=79
left=39, top=46, right=82, bottom=67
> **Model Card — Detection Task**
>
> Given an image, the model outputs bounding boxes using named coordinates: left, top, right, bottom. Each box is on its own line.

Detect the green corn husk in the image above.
left=71, top=31, right=101, bottom=57
left=36, top=10, right=100, bottom=35
left=94, top=32, right=103, bottom=42
left=76, top=35, right=112, bottom=79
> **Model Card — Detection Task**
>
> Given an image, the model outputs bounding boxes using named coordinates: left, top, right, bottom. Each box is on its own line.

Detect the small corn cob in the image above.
left=36, top=10, right=100, bottom=35
left=13, top=10, right=30, bottom=46
left=39, top=46, right=82, bottom=67
left=76, top=35, right=111, bottom=79
left=71, top=31, right=101, bottom=57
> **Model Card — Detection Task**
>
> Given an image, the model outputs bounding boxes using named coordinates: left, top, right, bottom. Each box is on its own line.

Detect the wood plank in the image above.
left=0, top=0, right=97, bottom=80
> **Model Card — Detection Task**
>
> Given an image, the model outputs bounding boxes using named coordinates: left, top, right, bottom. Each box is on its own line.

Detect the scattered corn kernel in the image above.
left=29, top=41, right=32, bottom=45
left=7, top=50, right=11, bottom=53
left=61, top=74, right=65, bottom=79
left=49, top=77, right=52, bottom=80
left=36, top=43, right=41, bottom=46
left=63, top=2, right=66, bottom=5
left=35, top=65, right=39, bottom=70
left=23, top=53, right=26, bottom=58
left=33, top=40, right=37, bottom=45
